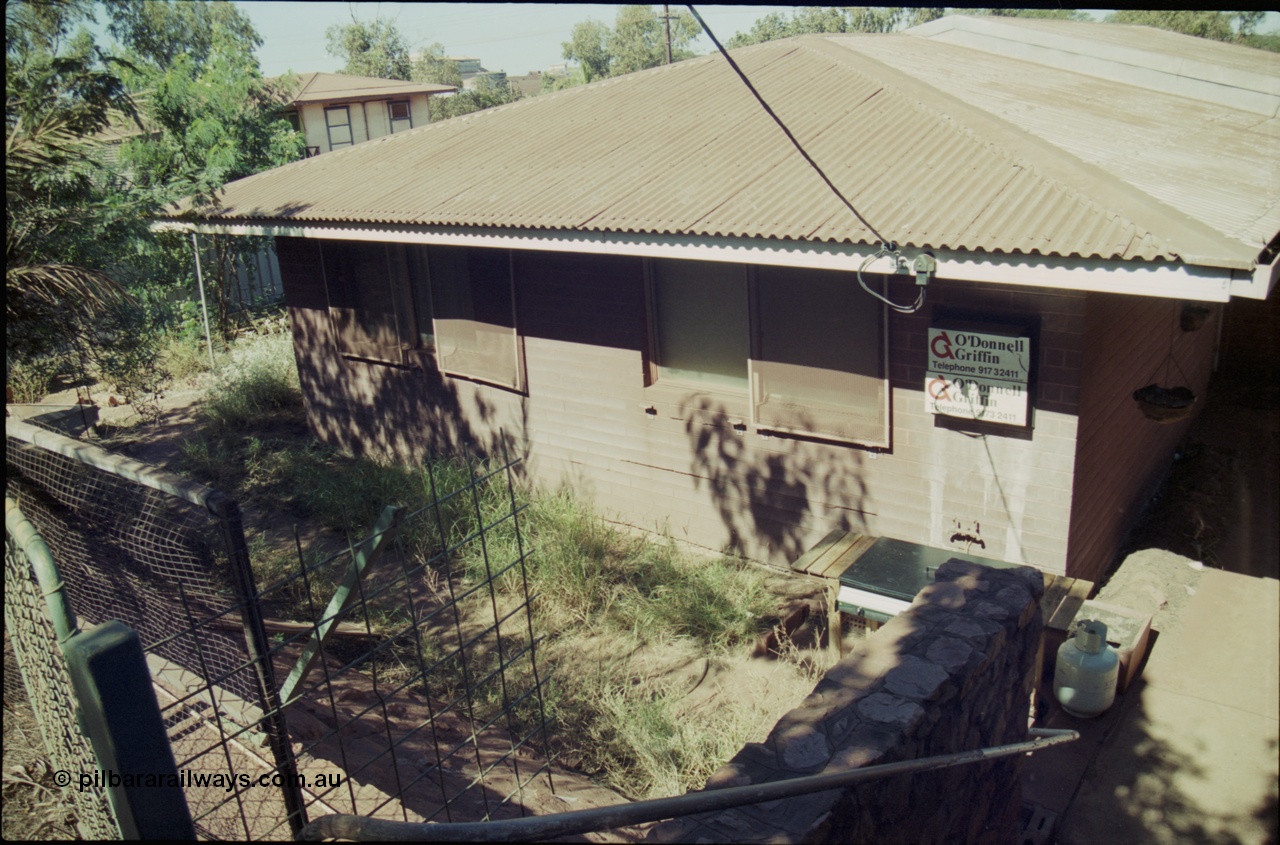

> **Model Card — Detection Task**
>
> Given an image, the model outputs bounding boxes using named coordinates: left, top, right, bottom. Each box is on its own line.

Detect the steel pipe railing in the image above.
left=300, top=727, right=1079, bottom=841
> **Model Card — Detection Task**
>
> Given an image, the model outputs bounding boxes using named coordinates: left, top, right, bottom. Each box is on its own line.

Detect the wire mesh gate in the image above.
left=4, top=507, right=119, bottom=839
left=4, top=416, right=554, bottom=839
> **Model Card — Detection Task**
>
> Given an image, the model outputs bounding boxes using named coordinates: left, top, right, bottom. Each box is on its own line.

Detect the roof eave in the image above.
left=151, top=217, right=1238, bottom=303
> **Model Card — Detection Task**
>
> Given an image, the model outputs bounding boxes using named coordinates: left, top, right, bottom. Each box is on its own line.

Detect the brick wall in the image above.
left=647, top=560, right=1045, bottom=844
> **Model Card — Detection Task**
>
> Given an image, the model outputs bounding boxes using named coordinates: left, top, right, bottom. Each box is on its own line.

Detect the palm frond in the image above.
left=6, top=262, right=133, bottom=319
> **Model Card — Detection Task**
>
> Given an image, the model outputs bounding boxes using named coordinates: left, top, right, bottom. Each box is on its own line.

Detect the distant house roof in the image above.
left=275, top=72, right=455, bottom=105
left=172, top=20, right=1279, bottom=277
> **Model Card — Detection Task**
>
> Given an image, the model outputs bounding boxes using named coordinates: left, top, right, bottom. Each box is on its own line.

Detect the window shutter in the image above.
left=429, top=247, right=523, bottom=390
left=749, top=267, right=888, bottom=446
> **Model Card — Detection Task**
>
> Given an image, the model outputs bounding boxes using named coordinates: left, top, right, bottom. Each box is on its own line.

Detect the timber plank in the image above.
left=802, top=531, right=862, bottom=578
left=791, top=528, right=850, bottom=574
left=1040, top=575, right=1074, bottom=625
left=813, top=533, right=877, bottom=580
left=1047, top=578, right=1095, bottom=632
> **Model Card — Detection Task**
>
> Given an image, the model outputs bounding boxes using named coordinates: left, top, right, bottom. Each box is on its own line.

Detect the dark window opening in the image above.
left=646, top=258, right=888, bottom=446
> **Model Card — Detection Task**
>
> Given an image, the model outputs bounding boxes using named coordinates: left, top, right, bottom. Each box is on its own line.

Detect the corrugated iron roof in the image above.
left=175, top=28, right=1280, bottom=270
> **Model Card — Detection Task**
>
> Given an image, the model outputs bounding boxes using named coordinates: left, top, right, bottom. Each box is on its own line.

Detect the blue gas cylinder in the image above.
left=1054, top=619, right=1119, bottom=718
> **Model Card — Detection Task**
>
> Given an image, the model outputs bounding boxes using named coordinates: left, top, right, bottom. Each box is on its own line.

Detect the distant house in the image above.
left=163, top=17, right=1279, bottom=582
left=442, top=57, right=507, bottom=91
left=274, top=72, right=456, bottom=156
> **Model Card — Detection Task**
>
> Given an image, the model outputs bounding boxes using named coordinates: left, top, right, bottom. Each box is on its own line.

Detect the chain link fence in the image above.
left=4, top=524, right=118, bottom=839
left=4, top=415, right=553, bottom=838
left=6, top=416, right=302, bottom=838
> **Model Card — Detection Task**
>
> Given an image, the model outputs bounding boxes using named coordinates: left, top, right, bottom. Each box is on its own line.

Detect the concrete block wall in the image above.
left=647, top=560, right=1046, bottom=844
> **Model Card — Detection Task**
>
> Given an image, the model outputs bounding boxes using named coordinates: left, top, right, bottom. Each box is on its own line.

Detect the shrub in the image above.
left=76, top=302, right=172, bottom=422
left=6, top=352, right=65, bottom=403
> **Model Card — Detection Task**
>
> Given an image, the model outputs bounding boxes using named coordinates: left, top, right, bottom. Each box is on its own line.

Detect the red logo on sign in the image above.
left=931, top=331, right=953, bottom=359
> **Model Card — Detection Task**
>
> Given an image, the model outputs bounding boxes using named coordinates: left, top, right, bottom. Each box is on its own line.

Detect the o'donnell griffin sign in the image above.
left=926, top=328, right=1031, bottom=425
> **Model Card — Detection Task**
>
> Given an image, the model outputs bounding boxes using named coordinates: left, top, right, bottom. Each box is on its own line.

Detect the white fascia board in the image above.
left=1231, top=252, right=1279, bottom=300
left=152, top=220, right=1235, bottom=303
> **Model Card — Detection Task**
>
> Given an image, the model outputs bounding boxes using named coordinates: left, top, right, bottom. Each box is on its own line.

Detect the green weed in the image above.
left=200, top=330, right=300, bottom=435
left=165, top=326, right=818, bottom=804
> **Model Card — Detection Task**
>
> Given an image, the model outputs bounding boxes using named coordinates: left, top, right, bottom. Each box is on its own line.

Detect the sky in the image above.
left=232, top=3, right=803, bottom=78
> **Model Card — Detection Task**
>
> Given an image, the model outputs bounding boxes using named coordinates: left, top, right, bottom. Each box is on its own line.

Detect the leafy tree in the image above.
left=107, top=0, right=260, bottom=70
left=562, top=5, right=701, bottom=80
left=1239, top=32, right=1280, bottom=53
left=1105, top=11, right=1277, bottom=52
left=432, top=75, right=521, bottom=121
left=6, top=0, right=140, bottom=355
left=409, top=42, right=520, bottom=120
left=727, top=6, right=944, bottom=48
left=978, top=9, right=1091, bottom=22
left=411, top=43, right=463, bottom=89
left=540, top=64, right=592, bottom=94
left=325, top=13, right=411, bottom=80
left=110, top=1, right=304, bottom=334
left=608, top=4, right=701, bottom=76
left=562, top=18, right=612, bottom=82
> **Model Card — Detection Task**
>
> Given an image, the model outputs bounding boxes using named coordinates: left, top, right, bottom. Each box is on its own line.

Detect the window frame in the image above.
left=747, top=265, right=890, bottom=448
left=319, top=240, right=420, bottom=366
left=644, top=258, right=750, bottom=390
left=643, top=257, right=890, bottom=447
left=425, top=246, right=526, bottom=393
left=324, top=105, right=354, bottom=149
left=388, top=99, right=412, bottom=132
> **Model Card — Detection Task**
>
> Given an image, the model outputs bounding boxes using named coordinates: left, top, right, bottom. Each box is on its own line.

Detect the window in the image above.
left=750, top=266, right=887, bottom=446
left=646, top=259, right=888, bottom=446
left=320, top=241, right=424, bottom=364
left=324, top=106, right=353, bottom=148
left=427, top=246, right=523, bottom=391
left=388, top=100, right=412, bottom=133
left=649, top=259, right=748, bottom=390
left=318, top=242, right=522, bottom=389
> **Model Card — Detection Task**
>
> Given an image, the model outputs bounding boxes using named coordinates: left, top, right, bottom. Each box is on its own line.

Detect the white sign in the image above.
left=926, top=328, right=1031, bottom=425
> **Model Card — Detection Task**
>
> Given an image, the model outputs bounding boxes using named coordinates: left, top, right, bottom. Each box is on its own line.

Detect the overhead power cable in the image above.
left=687, top=5, right=928, bottom=313
left=686, top=5, right=890, bottom=248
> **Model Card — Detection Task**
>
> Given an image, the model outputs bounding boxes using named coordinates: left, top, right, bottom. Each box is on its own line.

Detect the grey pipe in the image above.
left=301, top=728, right=1079, bottom=841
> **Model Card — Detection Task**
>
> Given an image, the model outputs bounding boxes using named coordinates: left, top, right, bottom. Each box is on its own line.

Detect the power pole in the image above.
left=664, top=4, right=673, bottom=64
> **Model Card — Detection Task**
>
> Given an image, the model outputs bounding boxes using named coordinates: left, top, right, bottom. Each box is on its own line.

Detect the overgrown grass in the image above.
left=171, top=325, right=820, bottom=801
left=546, top=661, right=812, bottom=799
left=200, top=330, right=300, bottom=434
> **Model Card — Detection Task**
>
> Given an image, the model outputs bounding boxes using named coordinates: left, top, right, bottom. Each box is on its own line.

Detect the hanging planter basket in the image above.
left=1132, top=384, right=1196, bottom=423
left=1180, top=304, right=1211, bottom=332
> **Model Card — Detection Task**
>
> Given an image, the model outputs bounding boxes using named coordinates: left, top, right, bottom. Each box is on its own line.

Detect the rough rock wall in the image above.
left=648, top=560, right=1045, bottom=844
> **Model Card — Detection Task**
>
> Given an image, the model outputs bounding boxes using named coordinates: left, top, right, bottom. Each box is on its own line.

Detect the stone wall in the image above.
left=648, top=560, right=1045, bottom=844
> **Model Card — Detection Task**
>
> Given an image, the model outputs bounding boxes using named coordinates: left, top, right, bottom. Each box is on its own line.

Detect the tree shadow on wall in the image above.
left=680, top=395, right=873, bottom=564
left=291, top=309, right=530, bottom=477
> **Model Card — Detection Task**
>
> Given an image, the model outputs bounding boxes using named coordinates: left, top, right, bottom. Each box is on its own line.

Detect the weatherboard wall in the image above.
left=276, top=237, right=1143, bottom=575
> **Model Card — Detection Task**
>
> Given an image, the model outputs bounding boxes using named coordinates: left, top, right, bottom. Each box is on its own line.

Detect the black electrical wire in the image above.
left=686, top=5, right=891, bottom=249
left=689, top=6, right=928, bottom=312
